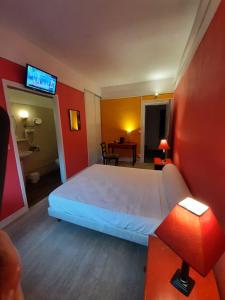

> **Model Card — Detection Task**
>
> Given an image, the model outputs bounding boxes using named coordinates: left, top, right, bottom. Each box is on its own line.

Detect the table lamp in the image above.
left=155, top=197, right=225, bottom=296
left=158, top=139, right=170, bottom=160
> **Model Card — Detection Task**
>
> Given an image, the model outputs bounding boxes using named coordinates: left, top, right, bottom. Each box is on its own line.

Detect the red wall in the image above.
left=173, top=2, right=225, bottom=298
left=57, top=82, right=88, bottom=178
left=0, top=57, right=88, bottom=220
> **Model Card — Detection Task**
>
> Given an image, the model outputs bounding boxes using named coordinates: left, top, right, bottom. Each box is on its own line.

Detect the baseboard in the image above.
left=139, top=154, right=144, bottom=163
left=0, top=206, right=28, bottom=229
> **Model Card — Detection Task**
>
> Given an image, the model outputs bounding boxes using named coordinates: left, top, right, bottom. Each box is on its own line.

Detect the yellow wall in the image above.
left=100, top=93, right=174, bottom=157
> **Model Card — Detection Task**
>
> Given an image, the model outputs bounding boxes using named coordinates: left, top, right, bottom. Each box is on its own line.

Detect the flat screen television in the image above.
left=25, top=64, right=57, bottom=95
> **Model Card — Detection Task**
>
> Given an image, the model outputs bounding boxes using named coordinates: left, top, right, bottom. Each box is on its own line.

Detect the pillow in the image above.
left=162, top=164, right=192, bottom=210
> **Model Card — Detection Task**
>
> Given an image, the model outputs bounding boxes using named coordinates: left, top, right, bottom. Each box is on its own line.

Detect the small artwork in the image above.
left=69, top=109, right=81, bottom=131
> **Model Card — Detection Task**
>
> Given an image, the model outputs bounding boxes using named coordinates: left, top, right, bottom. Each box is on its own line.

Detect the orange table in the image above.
left=144, top=236, right=220, bottom=300
left=154, top=157, right=172, bottom=170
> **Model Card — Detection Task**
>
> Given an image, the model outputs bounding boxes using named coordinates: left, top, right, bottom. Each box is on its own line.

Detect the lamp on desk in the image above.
left=155, top=197, right=225, bottom=296
left=158, top=139, right=170, bottom=161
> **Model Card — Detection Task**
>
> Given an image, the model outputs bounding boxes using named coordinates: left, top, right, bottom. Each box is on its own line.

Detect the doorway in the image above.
left=140, top=100, right=170, bottom=163
left=3, top=80, right=66, bottom=208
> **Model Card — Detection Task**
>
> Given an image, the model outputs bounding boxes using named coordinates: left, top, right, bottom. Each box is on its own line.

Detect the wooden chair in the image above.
left=100, top=142, right=119, bottom=166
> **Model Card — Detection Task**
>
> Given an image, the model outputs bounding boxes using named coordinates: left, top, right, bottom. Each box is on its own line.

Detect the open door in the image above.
left=0, top=107, right=24, bottom=300
left=144, top=103, right=170, bottom=162
left=0, top=107, right=9, bottom=208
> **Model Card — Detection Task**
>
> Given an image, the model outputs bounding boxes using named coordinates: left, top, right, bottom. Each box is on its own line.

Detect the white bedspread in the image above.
left=49, top=164, right=167, bottom=236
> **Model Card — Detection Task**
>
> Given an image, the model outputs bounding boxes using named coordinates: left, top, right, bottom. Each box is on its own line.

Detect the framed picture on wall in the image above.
left=69, top=109, right=81, bottom=131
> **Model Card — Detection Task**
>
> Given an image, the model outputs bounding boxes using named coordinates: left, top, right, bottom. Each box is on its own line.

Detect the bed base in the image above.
left=48, top=207, right=148, bottom=246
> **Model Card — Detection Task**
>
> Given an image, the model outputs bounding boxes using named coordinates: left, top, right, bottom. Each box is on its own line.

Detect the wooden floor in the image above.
left=6, top=199, right=147, bottom=300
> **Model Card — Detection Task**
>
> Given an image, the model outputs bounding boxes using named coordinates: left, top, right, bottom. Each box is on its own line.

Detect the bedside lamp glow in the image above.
left=158, top=139, right=170, bottom=150
left=18, top=110, right=29, bottom=119
left=155, top=197, right=225, bottom=296
left=158, top=139, right=170, bottom=160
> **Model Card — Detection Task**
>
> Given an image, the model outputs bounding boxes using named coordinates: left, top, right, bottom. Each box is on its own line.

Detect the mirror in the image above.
left=69, top=109, right=81, bottom=131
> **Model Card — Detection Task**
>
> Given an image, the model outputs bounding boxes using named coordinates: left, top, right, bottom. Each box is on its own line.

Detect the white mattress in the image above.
left=48, top=164, right=169, bottom=238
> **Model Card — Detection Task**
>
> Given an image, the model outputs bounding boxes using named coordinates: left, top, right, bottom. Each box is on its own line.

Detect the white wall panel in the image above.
left=85, top=91, right=102, bottom=165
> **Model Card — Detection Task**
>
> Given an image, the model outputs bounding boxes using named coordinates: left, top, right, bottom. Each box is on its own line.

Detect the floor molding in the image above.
left=0, top=206, right=28, bottom=229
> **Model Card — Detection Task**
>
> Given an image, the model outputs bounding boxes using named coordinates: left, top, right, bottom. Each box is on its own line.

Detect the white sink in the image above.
left=19, top=150, right=33, bottom=160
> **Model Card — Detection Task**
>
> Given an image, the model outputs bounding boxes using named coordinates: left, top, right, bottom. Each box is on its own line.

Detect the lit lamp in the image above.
left=126, top=129, right=132, bottom=142
left=18, top=110, right=29, bottom=127
left=155, top=197, right=225, bottom=296
left=154, top=92, right=159, bottom=98
left=158, top=139, right=170, bottom=160
left=18, top=110, right=29, bottom=119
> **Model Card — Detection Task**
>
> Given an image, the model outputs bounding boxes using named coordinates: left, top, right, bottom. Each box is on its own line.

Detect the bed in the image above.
left=48, top=164, right=191, bottom=246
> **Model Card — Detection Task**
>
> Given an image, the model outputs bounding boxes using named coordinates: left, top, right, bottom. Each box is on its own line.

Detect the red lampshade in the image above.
left=158, top=139, right=170, bottom=150
left=155, top=197, right=225, bottom=276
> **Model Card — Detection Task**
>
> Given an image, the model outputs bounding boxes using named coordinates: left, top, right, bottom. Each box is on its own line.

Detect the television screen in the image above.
left=25, top=64, right=57, bottom=95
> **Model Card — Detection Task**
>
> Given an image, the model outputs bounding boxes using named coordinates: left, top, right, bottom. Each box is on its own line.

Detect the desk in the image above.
left=154, top=157, right=172, bottom=170
left=144, top=236, right=220, bottom=300
left=108, top=142, right=137, bottom=165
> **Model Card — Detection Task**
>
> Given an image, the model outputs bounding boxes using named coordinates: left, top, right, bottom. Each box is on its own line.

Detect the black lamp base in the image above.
left=171, top=268, right=195, bottom=297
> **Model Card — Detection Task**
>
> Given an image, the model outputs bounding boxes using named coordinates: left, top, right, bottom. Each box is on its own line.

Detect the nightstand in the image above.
left=143, top=236, right=220, bottom=300
left=154, top=157, right=172, bottom=170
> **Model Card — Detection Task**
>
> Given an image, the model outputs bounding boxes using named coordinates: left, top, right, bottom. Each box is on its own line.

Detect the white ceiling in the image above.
left=0, top=0, right=199, bottom=89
